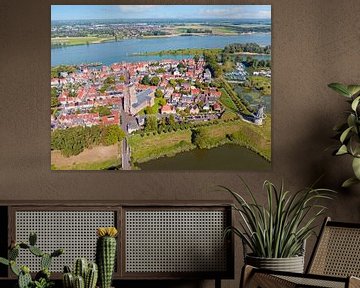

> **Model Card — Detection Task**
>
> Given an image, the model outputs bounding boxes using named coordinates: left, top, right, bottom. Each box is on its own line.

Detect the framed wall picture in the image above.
left=51, top=5, right=271, bottom=170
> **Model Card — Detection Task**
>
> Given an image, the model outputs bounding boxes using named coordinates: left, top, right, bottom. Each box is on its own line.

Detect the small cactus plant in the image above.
left=96, top=227, right=118, bottom=288
left=62, top=259, right=98, bottom=288
left=0, top=232, right=63, bottom=288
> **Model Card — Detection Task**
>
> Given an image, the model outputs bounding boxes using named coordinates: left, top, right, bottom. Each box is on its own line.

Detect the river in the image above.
left=138, top=144, right=270, bottom=170
left=51, top=33, right=271, bottom=66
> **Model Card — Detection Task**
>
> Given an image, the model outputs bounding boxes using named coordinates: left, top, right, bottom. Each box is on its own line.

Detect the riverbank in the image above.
left=51, top=36, right=115, bottom=48
left=128, top=117, right=271, bottom=167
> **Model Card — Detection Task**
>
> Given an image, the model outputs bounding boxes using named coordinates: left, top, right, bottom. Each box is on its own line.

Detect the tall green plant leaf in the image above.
left=328, top=83, right=352, bottom=98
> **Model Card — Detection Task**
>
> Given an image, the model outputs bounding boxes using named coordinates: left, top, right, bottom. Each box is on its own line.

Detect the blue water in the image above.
left=51, top=34, right=271, bottom=66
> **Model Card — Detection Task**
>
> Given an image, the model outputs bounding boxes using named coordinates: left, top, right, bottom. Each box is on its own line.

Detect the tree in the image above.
left=144, top=115, right=158, bottom=131
left=119, top=75, right=125, bottom=82
left=194, top=54, right=200, bottom=64
left=191, top=127, right=209, bottom=149
left=141, top=75, right=151, bottom=85
left=51, top=87, right=59, bottom=108
left=150, top=76, right=160, bottom=86
left=169, top=79, right=177, bottom=87
left=98, top=106, right=111, bottom=117
left=158, top=98, right=167, bottom=106
left=101, top=125, right=125, bottom=146
left=155, top=89, right=164, bottom=98
left=168, top=115, right=176, bottom=129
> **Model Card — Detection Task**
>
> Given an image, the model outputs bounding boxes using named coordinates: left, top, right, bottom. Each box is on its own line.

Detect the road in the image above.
left=119, top=100, right=132, bottom=170
left=121, top=138, right=131, bottom=170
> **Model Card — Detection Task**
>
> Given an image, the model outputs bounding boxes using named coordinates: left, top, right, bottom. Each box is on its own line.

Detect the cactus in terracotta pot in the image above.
left=96, top=227, right=118, bottom=288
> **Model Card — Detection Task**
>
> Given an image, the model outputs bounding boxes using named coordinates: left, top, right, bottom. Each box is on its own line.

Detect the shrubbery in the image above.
left=51, top=125, right=125, bottom=157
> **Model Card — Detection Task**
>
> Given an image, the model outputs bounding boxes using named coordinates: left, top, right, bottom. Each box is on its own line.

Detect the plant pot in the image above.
left=245, top=254, right=304, bottom=273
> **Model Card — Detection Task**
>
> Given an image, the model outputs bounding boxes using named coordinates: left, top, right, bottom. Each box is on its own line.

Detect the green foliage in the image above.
left=97, top=106, right=111, bottom=117
left=204, top=52, right=222, bottom=78
left=0, top=233, right=63, bottom=288
left=141, top=75, right=150, bottom=85
left=63, top=259, right=97, bottom=288
left=154, top=89, right=164, bottom=98
left=51, top=65, right=76, bottom=78
left=223, top=43, right=271, bottom=54
left=246, top=76, right=271, bottom=96
left=155, top=67, right=166, bottom=74
left=103, top=76, right=115, bottom=85
left=101, top=125, right=125, bottom=146
left=144, top=115, right=158, bottom=132
left=51, top=87, right=59, bottom=108
left=222, top=179, right=334, bottom=258
left=51, top=125, right=124, bottom=157
left=329, top=83, right=360, bottom=187
left=150, top=76, right=160, bottom=86
left=191, top=127, right=210, bottom=149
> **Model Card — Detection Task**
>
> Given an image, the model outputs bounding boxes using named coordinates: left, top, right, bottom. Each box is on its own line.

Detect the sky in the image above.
left=51, top=5, right=271, bottom=21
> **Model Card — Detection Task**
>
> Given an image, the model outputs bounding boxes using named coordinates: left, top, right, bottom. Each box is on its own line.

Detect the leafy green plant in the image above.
left=222, top=179, right=334, bottom=258
left=328, top=83, right=360, bottom=187
left=0, top=232, right=63, bottom=288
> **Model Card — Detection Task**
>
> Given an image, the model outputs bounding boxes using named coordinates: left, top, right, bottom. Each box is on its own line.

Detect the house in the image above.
left=190, top=105, right=200, bottom=114
left=161, top=104, right=176, bottom=115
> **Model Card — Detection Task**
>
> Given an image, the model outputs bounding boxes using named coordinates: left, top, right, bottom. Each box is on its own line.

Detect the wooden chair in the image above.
left=241, top=217, right=360, bottom=288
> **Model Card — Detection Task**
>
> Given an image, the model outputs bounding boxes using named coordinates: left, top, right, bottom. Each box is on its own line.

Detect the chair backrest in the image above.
left=307, top=217, right=360, bottom=278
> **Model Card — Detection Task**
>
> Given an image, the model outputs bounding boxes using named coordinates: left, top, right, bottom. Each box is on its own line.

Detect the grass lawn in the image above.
left=128, top=130, right=194, bottom=164
left=51, top=36, right=114, bottom=47
left=220, top=89, right=238, bottom=112
left=128, top=117, right=271, bottom=164
left=52, top=158, right=120, bottom=170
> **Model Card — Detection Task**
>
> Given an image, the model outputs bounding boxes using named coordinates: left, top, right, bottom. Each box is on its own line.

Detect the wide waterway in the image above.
left=51, top=33, right=271, bottom=66
left=137, top=144, right=271, bottom=170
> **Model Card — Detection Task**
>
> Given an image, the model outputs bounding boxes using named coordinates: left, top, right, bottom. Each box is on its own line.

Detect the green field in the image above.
left=51, top=36, right=114, bottom=47
left=128, top=118, right=271, bottom=164
left=52, top=158, right=120, bottom=170
left=134, top=48, right=222, bottom=57
left=128, top=130, right=194, bottom=164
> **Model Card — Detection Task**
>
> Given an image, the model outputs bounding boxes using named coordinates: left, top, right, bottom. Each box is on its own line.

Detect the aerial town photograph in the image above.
left=51, top=5, right=271, bottom=170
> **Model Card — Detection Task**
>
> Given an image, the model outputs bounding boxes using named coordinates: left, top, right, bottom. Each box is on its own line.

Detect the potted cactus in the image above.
left=63, top=258, right=98, bottom=288
left=0, top=232, right=63, bottom=288
left=96, top=227, right=118, bottom=288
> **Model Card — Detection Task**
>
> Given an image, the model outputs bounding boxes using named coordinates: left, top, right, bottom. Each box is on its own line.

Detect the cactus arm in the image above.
left=63, top=272, right=74, bottom=288
left=8, top=246, right=19, bottom=260
left=41, top=253, right=52, bottom=270
left=18, top=271, right=32, bottom=288
left=85, top=263, right=98, bottom=288
left=73, top=275, right=85, bottom=288
left=29, top=233, right=37, bottom=246
left=29, top=246, right=44, bottom=257
left=51, top=248, right=64, bottom=258
left=0, top=257, right=9, bottom=266
left=10, top=260, right=20, bottom=276
left=74, top=258, right=88, bottom=279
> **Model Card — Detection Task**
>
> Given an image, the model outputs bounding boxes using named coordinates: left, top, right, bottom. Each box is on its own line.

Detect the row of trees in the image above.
left=51, top=125, right=125, bottom=157
left=223, top=43, right=271, bottom=54
left=204, top=51, right=222, bottom=78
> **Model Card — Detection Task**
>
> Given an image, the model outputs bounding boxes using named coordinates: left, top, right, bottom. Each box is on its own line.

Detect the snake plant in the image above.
left=328, top=83, right=360, bottom=187
left=222, top=179, right=334, bottom=258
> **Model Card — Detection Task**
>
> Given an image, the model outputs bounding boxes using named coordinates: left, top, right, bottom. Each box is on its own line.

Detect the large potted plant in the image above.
left=328, top=83, right=360, bottom=187
left=222, top=179, right=334, bottom=273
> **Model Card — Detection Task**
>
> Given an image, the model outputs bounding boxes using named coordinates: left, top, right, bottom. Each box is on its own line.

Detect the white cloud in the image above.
left=199, top=7, right=271, bottom=19
left=117, top=5, right=156, bottom=13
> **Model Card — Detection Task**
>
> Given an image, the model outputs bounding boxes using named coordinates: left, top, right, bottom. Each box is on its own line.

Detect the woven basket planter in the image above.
left=245, top=254, right=305, bottom=273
